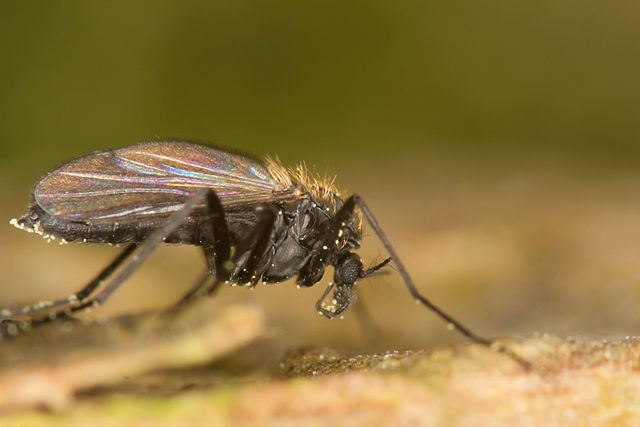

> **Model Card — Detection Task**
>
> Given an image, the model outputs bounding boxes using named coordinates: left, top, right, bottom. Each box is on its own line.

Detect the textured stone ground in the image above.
left=2, top=322, right=640, bottom=426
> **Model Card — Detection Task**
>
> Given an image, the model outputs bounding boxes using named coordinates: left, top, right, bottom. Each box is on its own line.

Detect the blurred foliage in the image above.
left=1, top=0, right=639, bottom=180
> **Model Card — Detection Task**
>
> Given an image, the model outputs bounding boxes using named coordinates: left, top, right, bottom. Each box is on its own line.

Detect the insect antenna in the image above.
left=350, top=195, right=533, bottom=371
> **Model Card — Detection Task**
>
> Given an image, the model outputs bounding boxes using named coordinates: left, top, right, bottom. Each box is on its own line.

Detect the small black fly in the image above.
left=8, top=141, right=530, bottom=368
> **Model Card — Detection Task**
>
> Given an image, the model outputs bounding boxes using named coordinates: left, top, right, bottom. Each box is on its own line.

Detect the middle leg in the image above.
left=178, top=204, right=279, bottom=307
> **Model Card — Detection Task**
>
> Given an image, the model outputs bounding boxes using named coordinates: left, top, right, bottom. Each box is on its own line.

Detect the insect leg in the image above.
left=0, top=243, right=136, bottom=320
left=177, top=189, right=234, bottom=306
left=180, top=206, right=278, bottom=310
left=202, top=188, right=233, bottom=282
left=200, top=206, right=277, bottom=298
left=173, top=270, right=214, bottom=308
left=229, top=206, right=278, bottom=286
left=178, top=201, right=277, bottom=306
left=75, top=244, right=138, bottom=301
left=20, top=188, right=213, bottom=325
left=345, top=194, right=532, bottom=370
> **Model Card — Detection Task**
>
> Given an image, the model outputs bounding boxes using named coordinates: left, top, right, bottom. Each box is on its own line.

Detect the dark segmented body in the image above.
left=9, top=140, right=533, bottom=371
left=15, top=141, right=360, bottom=285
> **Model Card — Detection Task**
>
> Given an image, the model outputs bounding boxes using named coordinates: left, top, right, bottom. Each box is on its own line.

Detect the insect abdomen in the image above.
left=13, top=205, right=202, bottom=245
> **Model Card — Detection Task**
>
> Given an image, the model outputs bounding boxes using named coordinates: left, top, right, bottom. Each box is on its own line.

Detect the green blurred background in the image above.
left=2, top=1, right=640, bottom=351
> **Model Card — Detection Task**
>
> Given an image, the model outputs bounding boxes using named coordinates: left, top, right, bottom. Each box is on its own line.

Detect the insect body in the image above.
left=8, top=141, right=530, bottom=369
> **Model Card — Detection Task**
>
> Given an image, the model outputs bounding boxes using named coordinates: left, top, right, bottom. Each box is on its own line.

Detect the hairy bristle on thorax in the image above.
left=264, top=156, right=343, bottom=214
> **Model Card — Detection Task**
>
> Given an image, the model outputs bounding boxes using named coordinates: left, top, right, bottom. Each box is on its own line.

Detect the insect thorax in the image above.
left=254, top=194, right=361, bottom=285
left=264, top=157, right=362, bottom=239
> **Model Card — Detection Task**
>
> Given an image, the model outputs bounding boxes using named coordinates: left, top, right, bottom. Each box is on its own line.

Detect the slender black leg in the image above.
left=343, top=195, right=490, bottom=342
left=183, top=187, right=245, bottom=303
left=203, top=189, right=233, bottom=282
left=204, top=278, right=224, bottom=296
left=90, top=188, right=213, bottom=307
left=173, top=270, right=213, bottom=308
left=171, top=272, right=225, bottom=309
left=0, top=243, right=137, bottom=320
left=16, top=188, right=213, bottom=325
left=201, top=207, right=277, bottom=299
left=361, top=258, right=391, bottom=278
left=341, top=194, right=532, bottom=370
left=175, top=189, right=234, bottom=307
left=178, top=204, right=278, bottom=307
left=230, top=206, right=278, bottom=285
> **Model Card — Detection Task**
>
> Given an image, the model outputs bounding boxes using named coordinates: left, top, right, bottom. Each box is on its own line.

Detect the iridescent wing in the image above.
left=33, top=141, right=297, bottom=224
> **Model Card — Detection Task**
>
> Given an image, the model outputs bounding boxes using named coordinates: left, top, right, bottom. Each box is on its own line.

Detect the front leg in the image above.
left=313, top=194, right=491, bottom=344
left=347, top=194, right=533, bottom=371
left=181, top=203, right=278, bottom=307
left=202, top=188, right=233, bottom=282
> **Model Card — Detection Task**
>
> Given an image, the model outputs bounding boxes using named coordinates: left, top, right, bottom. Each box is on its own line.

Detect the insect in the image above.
left=8, top=141, right=529, bottom=368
